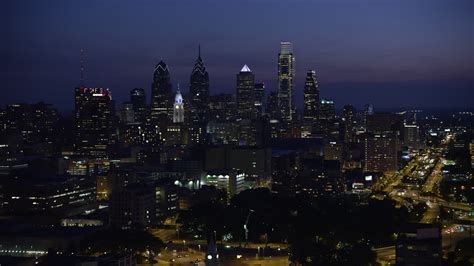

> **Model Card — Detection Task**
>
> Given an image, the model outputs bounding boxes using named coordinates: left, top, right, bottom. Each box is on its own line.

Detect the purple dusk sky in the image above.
left=3, top=0, right=473, bottom=111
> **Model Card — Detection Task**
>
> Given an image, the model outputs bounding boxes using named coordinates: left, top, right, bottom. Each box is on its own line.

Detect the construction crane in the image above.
left=243, top=209, right=254, bottom=247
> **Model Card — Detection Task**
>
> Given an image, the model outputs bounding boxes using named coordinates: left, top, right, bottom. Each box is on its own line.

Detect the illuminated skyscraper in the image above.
left=343, top=105, right=356, bottom=143
left=403, top=124, right=421, bottom=150
left=173, top=87, right=184, bottom=123
left=317, top=99, right=336, bottom=138
left=130, top=88, right=146, bottom=123
left=150, top=60, right=172, bottom=123
left=319, top=99, right=335, bottom=121
left=236, top=65, right=255, bottom=120
left=364, top=132, right=398, bottom=173
left=277, top=42, right=295, bottom=122
left=303, top=70, right=319, bottom=121
left=190, top=46, right=210, bottom=122
left=254, top=82, right=265, bottom=117
left=74, top=87, right=113, bottom=158
left=364, top=113, right=402, bottom=173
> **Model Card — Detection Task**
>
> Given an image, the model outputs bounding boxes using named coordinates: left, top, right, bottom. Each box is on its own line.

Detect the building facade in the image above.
left=204, top=169, right=246, bottom=202
left=173, top=88, right=184, bottom=123
left=130, top=88, right=147, bottom=123
left=74, top=87, right=113, bottom=158
left=253, top=82, right=265, bottom=117
left=277, top=42, right=295, bottom=123
left=189, top=46, right=210, bottom=123
left=150, top=60, right=172, bottom=123
left=236, top=65, right=255, bottom=120
left=3, top=176, right=96, bottom=215
left=303, top=70, right=319, bottom=122
left=343, top=105, right=356, bottom=143
left=109, top=186, right=155, bottom=229
left=364, top=132, right=399, bottom=173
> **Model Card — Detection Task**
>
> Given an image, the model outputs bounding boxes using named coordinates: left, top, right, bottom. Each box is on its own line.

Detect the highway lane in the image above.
left=420, top=203, right=440, bottom=224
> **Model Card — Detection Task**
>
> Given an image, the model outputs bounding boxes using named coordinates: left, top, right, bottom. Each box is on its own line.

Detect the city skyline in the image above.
left=1, top=1, right=473, bottom=265
left=3, top=0, right=473, bottom=111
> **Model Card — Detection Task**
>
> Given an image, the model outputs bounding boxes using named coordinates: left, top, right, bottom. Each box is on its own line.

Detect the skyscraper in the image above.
left=74, top=87, right=113, bottom=158
left=403, top=124, right=421, bottom=150
left=364, top=133, right=399, bottom=173
left=266, top=92, right=279, bottom=120
left=209, top=94, right=236, bottom=122
left=277, top=42, right=295, bottom=122
left=364, top=113, right=402, bottom=173
left=130, top=88, right=146, bottom=123
left=343, top=105, right=356, bottom=143
left=190, top=46, right=210, bottom=122
left=364, top=104, right=374, bottom=128
left=236, top=65, right=255, bottom=120
left=150, top=60, right=172, bottom=123
left=119, top=102, right=135, bottom=125
left=303, top=70, right=319, bottom=122
left=317, top=99, right=336, bottom=138
left=173, top=87, right=184, bottom=123
left=319, top=99, right=335, bottom=121
left=254, top=82, right=265, bottom=117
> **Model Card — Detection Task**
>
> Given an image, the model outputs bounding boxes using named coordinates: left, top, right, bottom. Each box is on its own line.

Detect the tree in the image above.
left=79, top=228, right=165, bottom=255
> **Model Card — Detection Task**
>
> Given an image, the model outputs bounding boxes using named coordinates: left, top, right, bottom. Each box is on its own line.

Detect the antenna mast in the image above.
left=80, top=48, right=85, bottom=87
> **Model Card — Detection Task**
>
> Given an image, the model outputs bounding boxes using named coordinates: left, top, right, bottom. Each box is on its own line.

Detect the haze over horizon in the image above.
left=3, top=0, right=473, bottom=110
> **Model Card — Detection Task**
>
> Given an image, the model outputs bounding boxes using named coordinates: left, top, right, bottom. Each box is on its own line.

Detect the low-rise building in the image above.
left=203, top=169, right=246, bottom=202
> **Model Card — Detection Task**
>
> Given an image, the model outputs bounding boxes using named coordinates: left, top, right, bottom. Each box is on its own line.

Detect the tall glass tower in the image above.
left=253, top=82, right=265, bottom=117
left=74, top=87, right=112, bottom=158
left=303, top=70, right=319, bottom=121
left=190, top=46, right=210, bottom=122
left=150, top=60, right=172, bottom=122
left=277, top=42, right=295, bottom=122
left=130, top=88, right=146, bottom=123
left=236, top=65, right=255, bottom=120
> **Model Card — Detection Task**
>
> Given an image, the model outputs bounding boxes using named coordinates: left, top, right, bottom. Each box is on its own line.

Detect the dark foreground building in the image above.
left=396, top=224, right=442, bottom=266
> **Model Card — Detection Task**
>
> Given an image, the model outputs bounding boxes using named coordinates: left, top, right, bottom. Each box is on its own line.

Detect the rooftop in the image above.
left=240, top=64, right=251, bottom=72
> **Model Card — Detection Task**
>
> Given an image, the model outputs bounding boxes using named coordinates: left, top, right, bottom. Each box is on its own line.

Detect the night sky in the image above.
left=3, top=0, right=473, bottom=112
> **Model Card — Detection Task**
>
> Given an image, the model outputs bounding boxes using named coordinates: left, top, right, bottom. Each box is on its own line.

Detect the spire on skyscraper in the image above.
left=79, top=48, right=85, bottom=87
left=175, top=83, right=183, bottom=103
left=173, top=83, right=184, bottom=123
left=240, top=64, right=251, bottom=72
left=198, top=44, right=201, bottom=59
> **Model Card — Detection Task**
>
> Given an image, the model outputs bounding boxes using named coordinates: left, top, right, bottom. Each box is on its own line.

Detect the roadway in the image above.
left=377, top=133, right=473, bottom=221
left=374, top=225, right=473, bottom=265
left=372, top=133, right=474, bottom=263
left=420, top=203, right=440, bottom=224
left=373, top=246, right=395, bottom=266
left=422, top=156, right=444, bottom=195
